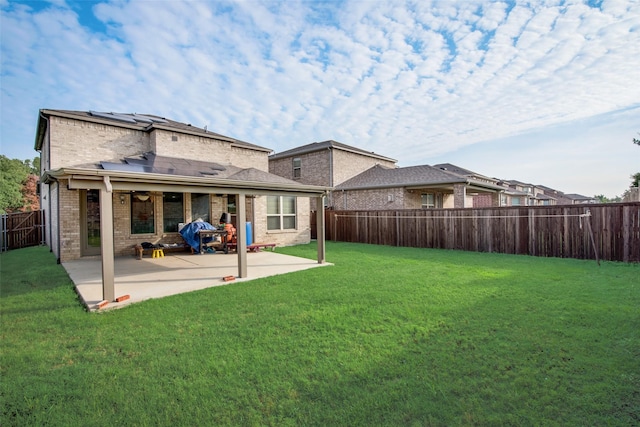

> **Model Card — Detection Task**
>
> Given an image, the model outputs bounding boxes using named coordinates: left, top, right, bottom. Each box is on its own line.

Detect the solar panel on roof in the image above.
left=101, top=162, right=152, bottom=173
left=132, top=114, right=168, bottom=123
left=89, top=111, right=137, bottom=124
left=129, top=116, right=153, bottom=123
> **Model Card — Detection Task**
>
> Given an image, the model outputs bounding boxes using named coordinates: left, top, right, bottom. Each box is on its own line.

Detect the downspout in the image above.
left=328, top=147, right=333, bottom=207
left=56, top=179, right=61, bottom=263
left=38, top=111, right=55, bottom=257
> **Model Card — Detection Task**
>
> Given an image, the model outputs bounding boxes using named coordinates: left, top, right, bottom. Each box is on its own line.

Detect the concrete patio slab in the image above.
left=63, top=251, right=331, bottom=311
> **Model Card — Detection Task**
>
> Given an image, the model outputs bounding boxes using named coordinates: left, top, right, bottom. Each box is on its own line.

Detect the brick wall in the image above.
left=269, top=150, right=331, bottom=185
left=45, top=114, right=308, bottom=260
left=332, top=150, right=396, bottom=186
left=49, top=116, right=150, bottom=169
left=112, top=192, right=237, bottom=257
left=49, top=183, right=60, bottom=260
left=152, top=129, right=269, bottom=171
left=269, top=147, right=396, bottom=210
left=58, top=185, right=80, bottom=261
left=453, top=184, right=466, bottom=208
left=336, top=187, right=405, bottom=210
left=253, top=195, right=311, bottom=246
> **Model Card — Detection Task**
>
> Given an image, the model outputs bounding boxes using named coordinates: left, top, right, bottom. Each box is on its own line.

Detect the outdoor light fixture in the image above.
left=120, top=194, right=126, bottom=204
left=135, top=193, right=150, bottom=202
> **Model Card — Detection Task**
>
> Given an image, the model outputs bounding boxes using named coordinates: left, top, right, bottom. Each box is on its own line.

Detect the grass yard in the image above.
left=1, top=242, right=638, bottom=426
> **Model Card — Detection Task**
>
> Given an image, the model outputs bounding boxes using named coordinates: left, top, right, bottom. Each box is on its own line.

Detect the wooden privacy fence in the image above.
left=1, top=210, right=46, bottom=252
left=325, top=203, right=640, bottom=263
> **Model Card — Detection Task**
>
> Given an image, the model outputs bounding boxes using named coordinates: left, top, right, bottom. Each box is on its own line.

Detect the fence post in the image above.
left=1, top=214, right=7, bottom=252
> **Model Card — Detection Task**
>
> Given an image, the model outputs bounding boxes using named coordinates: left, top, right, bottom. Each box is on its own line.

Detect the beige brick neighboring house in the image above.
left=334, top=164, right=504, bottom=210
left=269, top=140, right=397, bottom=209
left=433, top=163, right=504, bottom=208
left=36, top=110, right=329, bottom=301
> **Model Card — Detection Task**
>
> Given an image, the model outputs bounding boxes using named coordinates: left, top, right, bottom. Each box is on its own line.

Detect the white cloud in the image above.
left=1, top=0, right=639, bottom=197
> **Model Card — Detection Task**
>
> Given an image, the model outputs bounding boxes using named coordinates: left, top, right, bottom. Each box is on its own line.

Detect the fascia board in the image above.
left=40, top=109, right=146, bottom=131
left=46, top=167, right=330, bottom=196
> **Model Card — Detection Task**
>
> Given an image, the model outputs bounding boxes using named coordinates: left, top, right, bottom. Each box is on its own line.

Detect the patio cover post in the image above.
left=236, top=193, right=247, bottom=278
left=316, top=196, right=325, bottom=264
left=100, top=177, right=115, bottom=301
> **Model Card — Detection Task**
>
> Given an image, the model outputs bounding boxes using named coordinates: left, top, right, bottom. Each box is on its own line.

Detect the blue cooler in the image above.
left=246, top=222, right=253, bottom=246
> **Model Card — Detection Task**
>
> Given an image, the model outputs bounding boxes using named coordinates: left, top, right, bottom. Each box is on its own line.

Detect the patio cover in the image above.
left=42, top=157, right=330, bottom=302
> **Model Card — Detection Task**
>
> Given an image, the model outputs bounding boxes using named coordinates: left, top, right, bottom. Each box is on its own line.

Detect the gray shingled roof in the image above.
left=564, top=193, right=594, bottom=201
left=269, top=140, right=397, bottom=163
left=99, top=152, right=301, bottom=186
left=36, top=110, right=270, bottom=153
left=335, top=164, right=468, bottom=190
left=432, top=163, right=476, bottom=176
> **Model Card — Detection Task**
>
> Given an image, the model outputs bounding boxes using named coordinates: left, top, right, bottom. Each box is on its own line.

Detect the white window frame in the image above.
left=292, top=158, right=301, bottom=179
left=267, top=196, right=297, bottom=230
left=421, top=193, right=435, bottom=209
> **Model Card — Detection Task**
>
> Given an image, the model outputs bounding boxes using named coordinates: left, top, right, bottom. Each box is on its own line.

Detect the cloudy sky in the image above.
left=1, top=0, right=639, bottom=198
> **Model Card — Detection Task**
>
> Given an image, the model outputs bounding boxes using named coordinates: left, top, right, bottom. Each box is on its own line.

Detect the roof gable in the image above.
left=335, top=164, right=467, bottom=190
left=99, top=152, right=300, bottom=186
left=269, top=140, right=397, bottom=163
left=36, top=109, right=270, bottom=153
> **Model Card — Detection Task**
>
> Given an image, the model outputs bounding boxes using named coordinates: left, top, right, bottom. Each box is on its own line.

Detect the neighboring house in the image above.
left=500, top=186, right=530, bottom=206
left=623, top=188, right=640, bottom=202
left=333, top=164, right=504, bottom=210
left=433, top=163, right=505, bottom=208
left=503, top=180, right=544, bottom=206
left=35, top=110, right=329, bottom=301
left=503, top=181, right=598, bottom=206
left=268, top=140, right=397, bottom=209
left=564, top=194, right=597, bottom=204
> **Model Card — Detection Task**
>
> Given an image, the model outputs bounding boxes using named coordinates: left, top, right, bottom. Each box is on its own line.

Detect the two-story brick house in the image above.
left=269, top=142, right=503, bottom=210
left=268, top=140, right=397, bottom=209
left=35, top=110, right=329, bottom=301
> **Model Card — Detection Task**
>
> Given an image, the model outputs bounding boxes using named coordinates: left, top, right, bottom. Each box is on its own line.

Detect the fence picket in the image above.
left=1, top=210, right=45, bottom=251
left=325, top=203, right=640, bottom=262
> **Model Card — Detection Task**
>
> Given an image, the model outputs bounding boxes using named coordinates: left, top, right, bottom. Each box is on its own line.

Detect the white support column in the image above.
left=316, top=196, right=325, bottom=264
left=236, top=193, right=247, bottom=278
left=100, top=177, right=115, bottom=301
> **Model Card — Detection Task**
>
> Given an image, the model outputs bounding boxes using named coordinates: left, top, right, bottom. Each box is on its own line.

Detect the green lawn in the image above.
left=1, top=243, right=638, bottom=426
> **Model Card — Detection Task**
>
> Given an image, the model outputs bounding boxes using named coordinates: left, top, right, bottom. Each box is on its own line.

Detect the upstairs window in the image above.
left=267, top=196, right=296, bottom=230
left=292, top=158, right=301, bottom=179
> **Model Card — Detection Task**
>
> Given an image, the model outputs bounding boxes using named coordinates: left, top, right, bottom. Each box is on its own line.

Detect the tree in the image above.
left=21, top=174, right=40, bottom=212
left=0, top=155, right=39, bottom=214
